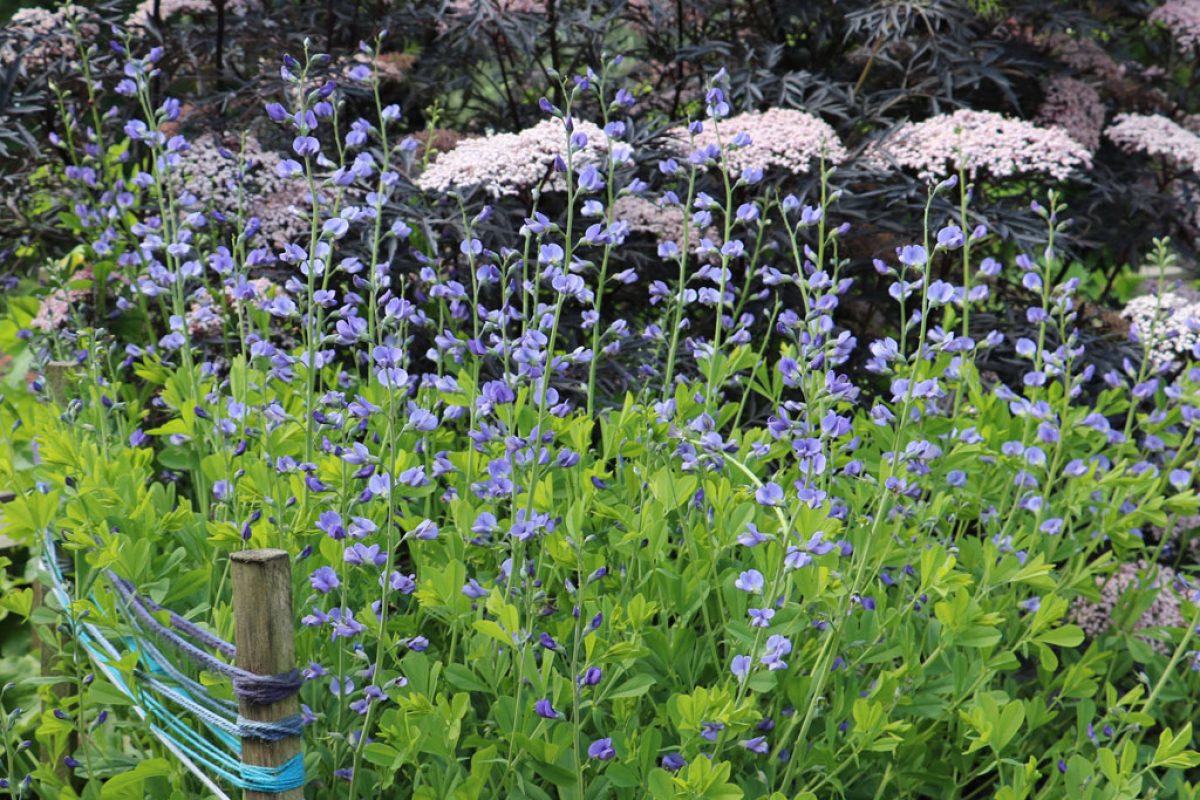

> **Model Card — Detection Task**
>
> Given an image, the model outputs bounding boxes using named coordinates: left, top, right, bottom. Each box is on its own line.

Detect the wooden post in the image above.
left=231, top=549, right=303, bottom=800
left=44, top=360, right=74, bottom=406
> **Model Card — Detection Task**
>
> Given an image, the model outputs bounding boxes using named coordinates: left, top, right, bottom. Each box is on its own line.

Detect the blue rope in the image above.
left=42, top=533, right=307, bottom=793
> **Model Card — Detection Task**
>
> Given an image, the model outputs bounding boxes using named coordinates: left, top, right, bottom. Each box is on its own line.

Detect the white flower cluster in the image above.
left=1070, top=560, right=1186, bottom=653
left=1105, top=113, right=1200, bottom=172
left=668, top=108, right=847, bottom=176
left=1120, top=290, right=1200, bottom=367
left=867, top=109, right=1092, bottom=181
left=416, top=118, right=608, bottom=198
left=1151, top=0, right=1200, bottom=53
left=1036, top=77, right=1106, bottom=152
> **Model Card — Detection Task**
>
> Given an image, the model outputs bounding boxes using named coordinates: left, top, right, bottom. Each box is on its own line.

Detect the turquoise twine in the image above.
left=42, top=533, right=306, bottom=794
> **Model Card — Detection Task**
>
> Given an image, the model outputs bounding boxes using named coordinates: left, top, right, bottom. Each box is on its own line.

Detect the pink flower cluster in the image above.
left=1069, top=560, right=1186, bottom=654
left=445, top=0, right=545, bottom=13
left=1105, top=113, right=1200, bottom=171
left=1050, top=35, right=1128, bottom=91
left=32, top=267, right=92, bottom=332
left=613, top=195, right=697, bottom=243
left=1036, top=77, right=1106, bottom=152
left=0, top=5, right=96, bottom=69
left=129, top=0, right=257, bottom=28
left=1151, top=0, right=1200, bottom=53
left=669, top=108, right=847, bottom=176
left=416, top=118, right=608, bottom=198
left=176, top=133, right=311, bottom=250
left=867, top=109, right=1092, bottom=181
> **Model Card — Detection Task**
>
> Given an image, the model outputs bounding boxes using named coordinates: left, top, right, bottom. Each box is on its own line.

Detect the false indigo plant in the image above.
left=3, top=22, right=1200, bottom=800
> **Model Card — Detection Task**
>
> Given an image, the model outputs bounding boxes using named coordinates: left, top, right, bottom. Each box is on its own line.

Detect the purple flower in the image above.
left=936, top=225, right=964, bottom=249
left=578, top=666, right=602, bottom=686
left=738, top=523, right=769, bottom=547
left=292, top=135, right=320, bottom=157
left=1170, top=469, right=1191, bottom=490
left=735, top=569, right=765, bottom=594
left=587, top=738, right=615, bottom=760
left=731, top=654, right=751, bottom=680
left=411, top=519, right=439, bottom=540
left=317, top=510, right=346, bottom=540
left=898, top=244, right=927, bottom=267
left=755, top=482, right=784, bottom=506
left=310, top=566, right=340, bottom=594
left=762, top=635, right=792, bottom=670
left=534, top=699, right=559, bottom=720
left=748, top=607, right=775, bottom=627
left=1040, top=518, right=1064, bottom=535
left=740, top=736, right=769, bottom=754
left=345, top=543, right=387, bottom=567
left=661, top=753, right=686, bottom=771
left=927, top=280, right=955, bottom=305
left=578, top=165, right=605, bottom=192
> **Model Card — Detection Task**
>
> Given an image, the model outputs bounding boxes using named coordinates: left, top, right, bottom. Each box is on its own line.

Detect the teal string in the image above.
left=43, top=533, right=307, bottom=793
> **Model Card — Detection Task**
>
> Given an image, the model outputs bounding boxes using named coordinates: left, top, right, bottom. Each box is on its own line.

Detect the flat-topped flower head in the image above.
left=1105, top=114, right=1200, bottom=172
left=867, top=109, right=1091, bottom=181
left=667, top=108, right=847, bottom=176
left=1151, top=0, right=1200, bottom=53
left=416, top=118, right=608, bottom=197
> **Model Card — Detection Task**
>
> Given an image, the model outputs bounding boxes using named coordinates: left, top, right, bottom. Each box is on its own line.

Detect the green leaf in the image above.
left=473, top=619, right=515, bottom=646
left=1097, top=747, right=1118, bottom=785
left=1035, top=625, right=1084, bottom=649
left=443, top=664, right=491, bottom=694
left=957, top=626, right=1001, bottom=648
left=100, top=758, right=172, bottom=799
left=607, top=673, right=657, bottom=700
left=362, top=742, right=401, bottom=768
left=0, top=587, right=33, bottom=619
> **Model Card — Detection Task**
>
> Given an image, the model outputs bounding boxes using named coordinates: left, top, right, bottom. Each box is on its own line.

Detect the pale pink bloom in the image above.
left=176, top=133, right=311, bottom=250
left=1036, top=77, right=1105, bottom=153
left=32, top=268, right=93, bottom=332
left=445, top=0, right=544, bottom=13
left=1105, top=113, right=1200, bottom=171
left=417, top=118, right=608, bottom=197
left=866, top=109, right=1092, bottom=181
left=613, top=195, right=706, bottom=243
left=129, top=0, right=258, bottom=28
left=1151, top=0, right=1200, bottom=53
left=1051, top=35, right=1127, bottom=90
left=668, top=108, right=847, bottom=176
left=186, top=288, right=224, bottom=337
left=0, top=5, right=97, bottom=69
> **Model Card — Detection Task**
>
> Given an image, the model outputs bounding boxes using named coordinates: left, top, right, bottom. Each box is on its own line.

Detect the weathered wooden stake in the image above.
left=231, top=549, right=303, bottom=800
left=44, top=360, right=74, bottom=406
